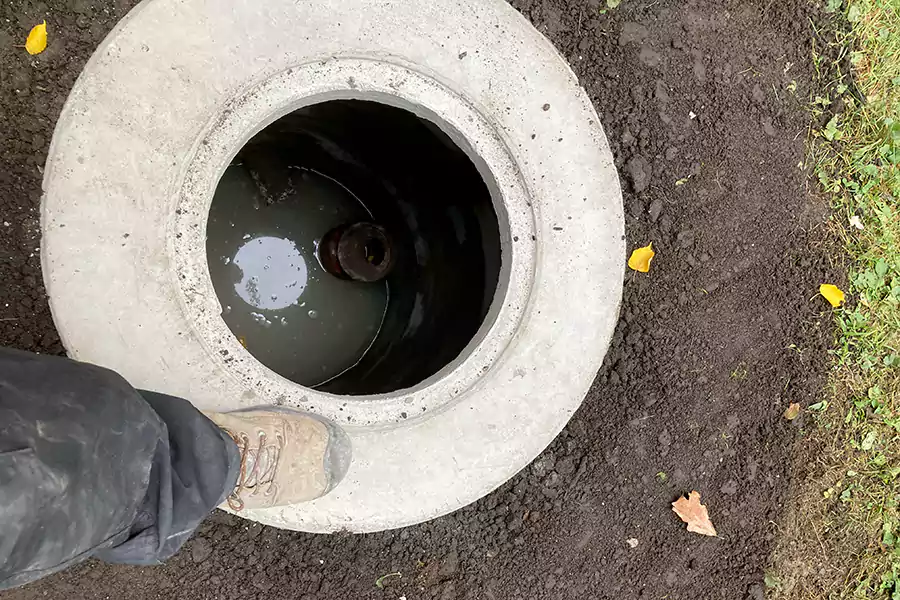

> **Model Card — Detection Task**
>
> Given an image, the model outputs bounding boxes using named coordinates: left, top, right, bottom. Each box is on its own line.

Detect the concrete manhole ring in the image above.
left=41, top=0, right=624, bottom=532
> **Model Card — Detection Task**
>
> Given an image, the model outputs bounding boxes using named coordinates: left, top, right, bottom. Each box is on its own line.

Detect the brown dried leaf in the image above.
left=783, top=403, right=801, bottom=420
left=672, top=491, right=717, bottom=536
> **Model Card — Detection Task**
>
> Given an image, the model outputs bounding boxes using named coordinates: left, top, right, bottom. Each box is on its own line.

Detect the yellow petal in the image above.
left=25, top=20, right=47, bottom=55
left=819, top=284, right=845, bottom=307
left=628, top=242, right=655, bottom=273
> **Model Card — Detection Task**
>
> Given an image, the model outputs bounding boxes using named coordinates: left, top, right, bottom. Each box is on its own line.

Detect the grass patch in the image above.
left=771, top=0, right=900, bottom=598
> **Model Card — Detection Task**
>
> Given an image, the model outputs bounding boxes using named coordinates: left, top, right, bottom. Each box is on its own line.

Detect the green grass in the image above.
left=771, top=0, right=900, bottom=598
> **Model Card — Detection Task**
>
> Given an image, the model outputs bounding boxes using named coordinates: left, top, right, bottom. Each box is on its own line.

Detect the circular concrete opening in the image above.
left=206, top=100, right=502, bottom=394
left=41, top=0, right=624, bottom=533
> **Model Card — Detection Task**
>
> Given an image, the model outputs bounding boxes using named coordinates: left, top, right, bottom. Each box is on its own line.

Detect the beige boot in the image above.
left=204, top=409, right=351, bottom=511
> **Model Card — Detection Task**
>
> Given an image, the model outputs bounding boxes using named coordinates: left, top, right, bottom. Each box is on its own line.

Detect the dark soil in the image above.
left=1, top=0, right=840, bottom=599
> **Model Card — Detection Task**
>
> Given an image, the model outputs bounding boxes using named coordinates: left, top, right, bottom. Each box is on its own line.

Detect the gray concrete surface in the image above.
left=41, top=0, right=624, bottom=532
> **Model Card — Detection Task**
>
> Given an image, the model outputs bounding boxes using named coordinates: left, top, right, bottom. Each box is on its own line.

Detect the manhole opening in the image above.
left=207, top=99, right=502, bottom=395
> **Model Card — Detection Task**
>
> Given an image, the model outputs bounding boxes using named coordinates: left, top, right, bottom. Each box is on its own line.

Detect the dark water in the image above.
left=206, top=165, right=388, bottom=387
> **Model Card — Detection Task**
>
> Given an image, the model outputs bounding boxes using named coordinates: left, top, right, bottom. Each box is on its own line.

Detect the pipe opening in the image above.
left=207, top=99, right=502, bottom=395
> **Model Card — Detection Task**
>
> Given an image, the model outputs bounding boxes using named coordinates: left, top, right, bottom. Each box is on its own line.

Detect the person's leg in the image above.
left=0, top=347, right=240, bottom=590
left=0, top=347, right=351, bottom=590
left=93, top=391, right=241, bottom=566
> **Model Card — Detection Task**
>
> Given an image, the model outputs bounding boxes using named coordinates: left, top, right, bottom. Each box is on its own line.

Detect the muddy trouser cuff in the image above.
left=0, top=347, right=240, bottom=590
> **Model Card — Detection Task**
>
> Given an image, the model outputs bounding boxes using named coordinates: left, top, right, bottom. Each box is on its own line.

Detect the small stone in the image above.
left=721, top=479, right=739, bottom=495
left=626, top=155, right=652, bottom=193
left=542, top=103, right=550, bottom=111
left=251, top=572, right=274, bottom=591
left=40, top=332, right=58, bottom=349
left=626, top=538, right=639, bottom=548
left=628, top=197, right=645, bottom=218
left=658, top=429, right=672, bottom=447
left=619, top=22, right=649, bottom=46
left=531, top=451, right=556, bottom=477
left=438, top=551, right=459, bottom=579
left=639, top=47, right=661, bottom=67
left=654, top=80, right=670, bottom=104
left=751, top=83, right=765, bottom=104
left=439, top=582, right=457, bottom=600
left=692, top=50, right=707, bottom=82
left=648, top=197, right=663, bottom=222
left=746, top=584, right=765, bottom=600
left=190, top=538, right=212, bottom=563
left=555, top=457, right=577, bottom=476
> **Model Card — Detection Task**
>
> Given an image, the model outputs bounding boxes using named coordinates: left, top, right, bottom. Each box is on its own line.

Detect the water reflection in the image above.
left=233, top=236, right=309, bottom=311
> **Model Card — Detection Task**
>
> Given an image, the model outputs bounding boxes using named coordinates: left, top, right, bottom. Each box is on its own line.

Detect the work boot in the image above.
left=204, top=409, right=351, bottom=511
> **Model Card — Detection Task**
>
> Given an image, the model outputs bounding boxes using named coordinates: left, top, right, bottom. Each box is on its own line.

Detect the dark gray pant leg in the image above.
left=0, top=348, right=240, bottom=590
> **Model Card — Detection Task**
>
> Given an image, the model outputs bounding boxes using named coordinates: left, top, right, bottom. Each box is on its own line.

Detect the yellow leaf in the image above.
left=25, top=21, right=47, bottom=55
left=819, top=284, right=845, bottom=307
left=783, top=403, right=801, bottom=420
left=628, top=242, right=655, bottom=273
left=672, top=491, right=717, bottom=537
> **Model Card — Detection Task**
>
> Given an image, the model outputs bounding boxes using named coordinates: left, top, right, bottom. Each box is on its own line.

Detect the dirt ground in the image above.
left=0, top=0, right=841, bottom=598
